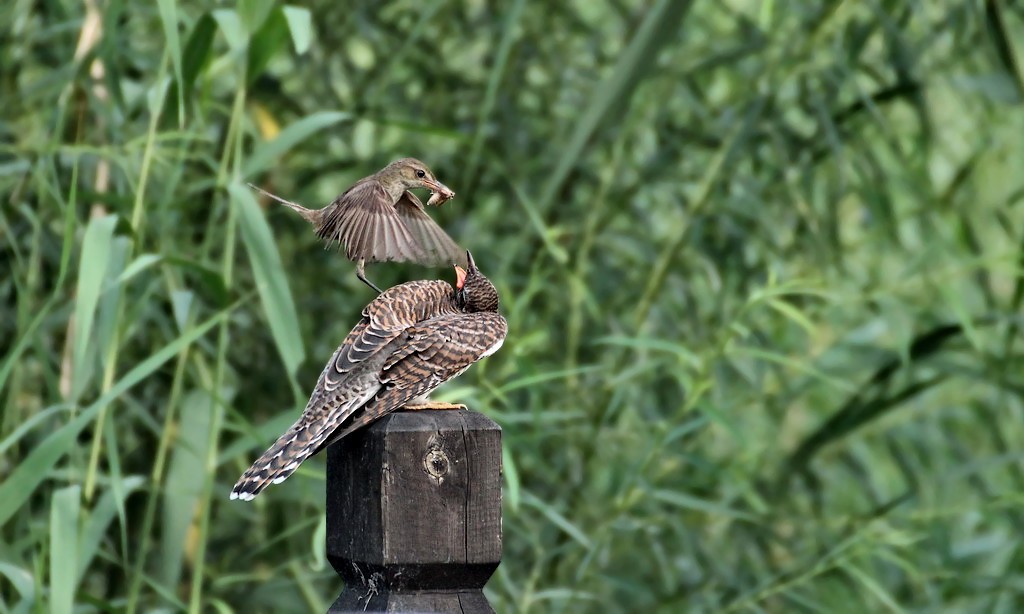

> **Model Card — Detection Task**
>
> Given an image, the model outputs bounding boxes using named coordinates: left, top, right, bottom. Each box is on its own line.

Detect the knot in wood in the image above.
left=423, top=446, right=450, bottom=483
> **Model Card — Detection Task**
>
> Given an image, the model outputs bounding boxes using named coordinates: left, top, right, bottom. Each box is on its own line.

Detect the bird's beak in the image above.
left=423, top=179, right=455, bottom=205
left=465, top=250, right=476, bottom=271
left=454, top=265, right=468, bottom=290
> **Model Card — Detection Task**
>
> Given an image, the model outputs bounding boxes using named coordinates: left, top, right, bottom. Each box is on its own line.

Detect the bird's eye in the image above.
left=415, top=169, right=426, bottom=178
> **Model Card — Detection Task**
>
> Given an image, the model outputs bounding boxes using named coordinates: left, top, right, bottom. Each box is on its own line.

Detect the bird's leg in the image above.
left=355, top=259, right=384, bottom=294
left=402, top=402, right=468, bottom=411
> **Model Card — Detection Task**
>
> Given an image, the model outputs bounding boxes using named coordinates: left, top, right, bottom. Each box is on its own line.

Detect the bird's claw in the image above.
left=401, top=402, right=467, bottom=411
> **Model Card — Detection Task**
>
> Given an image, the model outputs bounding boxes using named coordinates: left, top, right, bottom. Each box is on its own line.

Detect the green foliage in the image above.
left=3, top=0, right=1024, bottom=612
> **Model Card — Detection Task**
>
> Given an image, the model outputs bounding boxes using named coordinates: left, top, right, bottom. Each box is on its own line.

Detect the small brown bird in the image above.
left=249, top=158, right=462, bottom=293
left=230, top=251, right=506, bottom=501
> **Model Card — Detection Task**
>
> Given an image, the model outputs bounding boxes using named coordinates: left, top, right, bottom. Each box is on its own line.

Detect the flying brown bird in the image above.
left=230, top=251, right=506, bottom=501
left=249, top=158, right=463, bottom=293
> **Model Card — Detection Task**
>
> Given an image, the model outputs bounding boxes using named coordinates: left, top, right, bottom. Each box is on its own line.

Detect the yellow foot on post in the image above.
left=401, top=402, right=467, bottom=411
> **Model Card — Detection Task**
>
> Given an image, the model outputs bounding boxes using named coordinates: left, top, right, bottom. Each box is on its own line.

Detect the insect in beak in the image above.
left=425, top=180, right=455, bottom=206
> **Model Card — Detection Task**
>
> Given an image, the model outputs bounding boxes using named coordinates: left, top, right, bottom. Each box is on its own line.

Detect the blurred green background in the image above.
left=3, top=0, right=1024, bottom=612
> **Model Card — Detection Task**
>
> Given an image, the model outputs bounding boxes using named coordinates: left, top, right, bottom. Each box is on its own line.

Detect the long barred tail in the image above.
left=231, top=377, right=383, bottom=501
left=229, top=426, right=320, bottom=501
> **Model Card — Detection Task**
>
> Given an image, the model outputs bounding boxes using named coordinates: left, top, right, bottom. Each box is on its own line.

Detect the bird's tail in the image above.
left=230, top=424, right=321, bottom=501
left=246, top=183, right=318, bottom=224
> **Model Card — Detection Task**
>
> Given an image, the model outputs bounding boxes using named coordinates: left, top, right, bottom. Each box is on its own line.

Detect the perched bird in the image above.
left=249, top=158, right=462, bottom=293
left=230, top=251, right=506, bottom=501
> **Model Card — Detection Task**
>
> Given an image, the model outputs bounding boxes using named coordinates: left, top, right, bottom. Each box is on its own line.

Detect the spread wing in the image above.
left=315, top=180, right=423, bottom=264
left=323, top=311, right=508, bottom=445
left=394, top=191, right=467, bottom=268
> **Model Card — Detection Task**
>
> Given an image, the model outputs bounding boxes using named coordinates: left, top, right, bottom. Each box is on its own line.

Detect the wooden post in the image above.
left=326, top=409, right=502, bottom=613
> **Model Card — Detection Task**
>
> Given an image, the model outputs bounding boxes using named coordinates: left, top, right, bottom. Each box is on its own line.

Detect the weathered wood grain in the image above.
left=326, top=409, right=502, bottom=613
